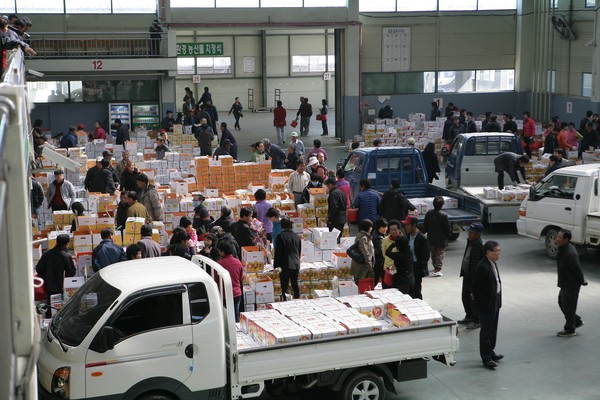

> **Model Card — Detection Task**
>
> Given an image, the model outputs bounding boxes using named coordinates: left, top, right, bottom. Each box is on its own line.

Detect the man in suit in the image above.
left=473, top=240, right=504, bottom=370
left=556, top=229, right=587, bottom=337
left=458, top=222, right=486, bottom=330
left=274, top=218, right=301, bottom=300
left=402, top=216, right=430, bottom=300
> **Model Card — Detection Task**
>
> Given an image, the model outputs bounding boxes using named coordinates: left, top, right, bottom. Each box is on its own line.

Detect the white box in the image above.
left=311, top=227, right=340, bottom=250
left=63, top=277, right=85, bottom=302
left=243, top=285, right=256, bottom=305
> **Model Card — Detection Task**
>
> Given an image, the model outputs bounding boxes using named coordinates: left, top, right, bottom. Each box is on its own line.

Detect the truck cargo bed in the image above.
left=461, top=186, right=522, bottom=224
left=233, top=320, right=458, bottom=383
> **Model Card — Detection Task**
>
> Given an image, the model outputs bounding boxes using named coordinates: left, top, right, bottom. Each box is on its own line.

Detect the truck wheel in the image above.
left=449, top=224, right=461, bottom=241
left=340, top=370, right=386, bottom=400
left=545, top=228, right=560, bottom=259
left=135, top=392, right=174, bottom=400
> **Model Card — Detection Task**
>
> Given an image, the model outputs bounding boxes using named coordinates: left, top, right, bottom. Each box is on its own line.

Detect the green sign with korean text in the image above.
left=177, top=42, right=224, bottom=57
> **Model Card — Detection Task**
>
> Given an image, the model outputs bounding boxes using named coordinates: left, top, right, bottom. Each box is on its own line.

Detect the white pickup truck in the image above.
left=38, top=256, right=458, bottom=400
left=517, top=164, right=600, bottom=257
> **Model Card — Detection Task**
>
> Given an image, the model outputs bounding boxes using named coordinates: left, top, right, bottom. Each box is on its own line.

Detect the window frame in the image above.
left=582, top=72, right=592, bottom=97
left=291, top=54, right=335, bottom=74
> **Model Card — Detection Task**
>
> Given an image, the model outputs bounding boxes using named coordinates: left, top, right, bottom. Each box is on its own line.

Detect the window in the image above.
left=586, top=0, right=595, bottom=7
left=197, top=57, right=232, bottom=74
left=112, top=0, right=156, bottom=13
left=65, top=0, right=111, bottom=13
left=303, top=0, right=347, bottom=6
left=215, top=0, right=259, bottom=6
left=439, top=0, right=477, bottom=11
left=111, top=291, right=183, bottom=343
left=69, top=81, right=83, bottom=102
left=548, top=70, right=556, bottom=93
left=27, top=81, right=70, bottom=103
left=582, top=73, right=592, bottom=97
left=188, top=283, right=211, bottom=323
left=260, top=0, right=302, bottom=6
left=437, top=71, right=475, bottom=93
left=17, top=0, right=64, bottom=13
left=359, top=0, right=395, bottom=12
left=396, top=0, right=437, bottom=11
left=477, top=0, right=517, bottom=9
left=344, top=154, right=364, bottom=173
left=0, top=0, right=15, bottom=13
left=177, top=58, right=195, bottom=75
left=292, top=55, right=333, bottom=73
left=536, top=175, right=578, bottom=199
left=171, top=0, right=214, bottom=6
left=475, top=69, right=514, bottom=91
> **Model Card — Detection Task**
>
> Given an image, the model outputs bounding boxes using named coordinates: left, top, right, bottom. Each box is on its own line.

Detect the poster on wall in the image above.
left=382, top=27, right=411, bottom=72
left=244, top=56, right=255, bottom=73
left=109, top=103, right=131, bottom=137
left=132, top=104, right=160, bottom=132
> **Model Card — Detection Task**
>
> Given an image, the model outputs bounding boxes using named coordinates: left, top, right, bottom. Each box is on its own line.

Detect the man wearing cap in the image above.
left=402, top=216, right=430, bottom=299
left=84, top=157, right=103, bottom=191
left=459, top=222, right=485, bottom=329
left=161, top=110, right=175, bottom=132
left=380, top=179, right=417, bottom=222
left=290, top=132, right=304, bottom=158
left=287, top=161, right=310, bottom=206
left=46, top=170, right=76, bottom=212
left=306, top=156, right=320, bottom=177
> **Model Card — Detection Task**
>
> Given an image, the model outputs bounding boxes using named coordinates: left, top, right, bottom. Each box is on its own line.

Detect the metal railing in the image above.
left=28, top=32, right=165, bottom=59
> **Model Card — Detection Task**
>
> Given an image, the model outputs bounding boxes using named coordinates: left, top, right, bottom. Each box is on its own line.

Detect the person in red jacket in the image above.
left=523, top=111, right=536, bottom=157
left=217, top=240, right=244, bottom=322
left=273, top=100, right=287, bottom=145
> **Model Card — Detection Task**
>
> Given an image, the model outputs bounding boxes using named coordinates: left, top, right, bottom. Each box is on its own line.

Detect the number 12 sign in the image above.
left=92, top=60, right=104, bottom=70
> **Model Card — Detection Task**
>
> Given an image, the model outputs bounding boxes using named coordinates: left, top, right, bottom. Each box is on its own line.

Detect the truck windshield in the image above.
left=51, top=274, right=121, bottom=347
left=534, top=174, right=578, bottom=200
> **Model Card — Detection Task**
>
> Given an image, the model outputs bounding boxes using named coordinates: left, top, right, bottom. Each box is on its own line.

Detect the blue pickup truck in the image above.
left=340, top=147, right=480, bottom=239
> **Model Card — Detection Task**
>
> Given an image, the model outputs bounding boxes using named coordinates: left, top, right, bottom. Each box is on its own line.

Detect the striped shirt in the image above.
left=287, top=171, right=310, bottom=193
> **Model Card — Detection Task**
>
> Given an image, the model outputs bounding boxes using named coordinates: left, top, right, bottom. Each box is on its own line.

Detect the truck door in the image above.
left=526, top=173, right=578, bottom=231
left=445, top=138, right=462, bottom=188
left=185, top=282, right=227, bottom=395
left=85, top=286, right=194, bottom=398
left=458, top=137, right=505, bottom=187
left=343, top=153, right=365, bottom=199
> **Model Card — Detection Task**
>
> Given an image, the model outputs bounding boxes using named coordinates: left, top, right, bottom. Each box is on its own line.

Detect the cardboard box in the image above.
left=63, top=277, right=85, bottom=302
left=73, top=231, right=93, bottom=253
left=243, top=285, right=256, bottom=305
left=309, top=188, right=328, bottom=208
left=332, top=278, right=359, bottom=297
left=311, top=227, right=340, bottom=250
left=125, top=217, right=145, bottom=234
left=249, top=276, right=275, bottom=304
left=241, top=246, right=266, bottom=272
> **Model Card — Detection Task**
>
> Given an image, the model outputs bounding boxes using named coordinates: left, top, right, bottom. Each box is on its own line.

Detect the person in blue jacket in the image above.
left=59, top=126, right=78, bottom=148
left=352, top=179, right=380, bottom=224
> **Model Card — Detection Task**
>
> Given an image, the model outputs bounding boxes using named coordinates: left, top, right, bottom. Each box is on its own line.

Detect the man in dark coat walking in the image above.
left=274, top=218, right=301, bottom=300
left=556, top=229, right=587, bottom=337
left=194, top=118, right=214, bottom=156
left=115, top=118, right=130, bottom=148
left=402, top=216, right=430, bottom=300
left=458, top=222, right=486, bottom=330
left=422, top=196, right=451, bottom=277
left=91, top=159, right=116, bottom=194
left=325, top=177, right=347, bottom=240
left=473, top=240, right=503, bottom=370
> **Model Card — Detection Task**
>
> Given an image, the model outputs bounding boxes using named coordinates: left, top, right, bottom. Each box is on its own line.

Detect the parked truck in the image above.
left=517, top=164, right=600, bottom=258
left=340, top=146, right=480, bottom=239
left=445, top=133, right=525, bottom=224
left=38, top=255, right=459, bottom=400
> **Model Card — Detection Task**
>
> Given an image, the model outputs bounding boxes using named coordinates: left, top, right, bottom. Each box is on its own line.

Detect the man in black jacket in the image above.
left=422, top=196, right=451, bottom=277
left=194, top=118, right=214, bottom=156
left=556, top=229, right=587, bottom=337
left=402, top=216, right=430, bottom=300
left=35, top=234, right=76, bottom=316
left=31, top=175, right=44, bottom=226
left=580, top=122, right=599, bottom=158
left=115, top=118, right=130, bottom=148
left=458, top=222, right=485, bottom=329
left=473, top=240, right=503, bottom=370
left=211, top=206, right=236, bottom=234
left=493, top=152, right=529, bottom=190
left=91, top=159, right=116, bottom=194
left=84, top=157, right=102, bottom=191
left=380, top=179, right=416, bottom=222
left=503, top=114, right=518, bottom=134
left=231, top=207, right=257, bottom=248
left=275, top=218, right=301, bottom=300
left=325, top=177, right=347, bottom=241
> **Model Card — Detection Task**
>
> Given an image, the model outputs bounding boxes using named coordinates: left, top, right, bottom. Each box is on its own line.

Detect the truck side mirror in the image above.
left=595, top=179, right=598, bottom=196
left=529, top=185, right=535, bottom=199
left=99, top=326, right=115, bottom=352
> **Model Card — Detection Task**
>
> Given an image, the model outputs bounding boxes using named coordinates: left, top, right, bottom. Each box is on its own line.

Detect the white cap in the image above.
left=96, top=156, right=103, bottom=162
left=307, top=157, right=318, bottom=167
left=291, top=132, right=298, bottom=137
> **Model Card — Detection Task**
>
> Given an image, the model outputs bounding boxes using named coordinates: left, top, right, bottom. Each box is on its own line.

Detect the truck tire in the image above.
left=449, top=223, right=461, bottom=241
left=339, top=370, right=386, bottom=400
left=545, top=228, right=560, bottom=259
left=135, top=392, right=174, bottom=400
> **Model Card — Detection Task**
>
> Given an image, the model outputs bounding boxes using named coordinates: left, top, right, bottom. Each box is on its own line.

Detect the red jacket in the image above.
left=273, top=106, right=287, bottom=127
left=523, top=118, right=536, bottom=138
left=218, top=254, right=244, bottom=297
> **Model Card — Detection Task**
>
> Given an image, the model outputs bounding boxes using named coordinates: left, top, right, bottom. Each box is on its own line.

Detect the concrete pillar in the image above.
left=515, top=0, right=535, bottom=112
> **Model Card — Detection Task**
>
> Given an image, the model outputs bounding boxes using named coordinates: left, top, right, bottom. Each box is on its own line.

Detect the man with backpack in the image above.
left=380, top=179, right=417, bottom=222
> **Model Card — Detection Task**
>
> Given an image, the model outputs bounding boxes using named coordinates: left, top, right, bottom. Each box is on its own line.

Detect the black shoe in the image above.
left=457, top=318, right=473, bottom=325
left=321, top=133, right=328, bottom=136
left=483, top=360, right=497, bottom=370
left=466, top=322, right=481, bottom=330
left=492, top=354, right=504, bottom=362
left=556, top=330, right=577, bottom=337
left=575, top=320, right=584, bottom=328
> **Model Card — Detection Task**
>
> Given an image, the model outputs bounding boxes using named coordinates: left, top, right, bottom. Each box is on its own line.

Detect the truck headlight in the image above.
left=51, top=367, right=70, bottom=399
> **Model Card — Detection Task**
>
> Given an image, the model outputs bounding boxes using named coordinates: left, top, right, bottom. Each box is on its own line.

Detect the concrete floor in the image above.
left=222, top=111, right=600, bottom=400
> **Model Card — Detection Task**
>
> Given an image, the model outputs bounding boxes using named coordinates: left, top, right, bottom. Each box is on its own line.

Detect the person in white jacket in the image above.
left=45, top=170, right=75, bottom=212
